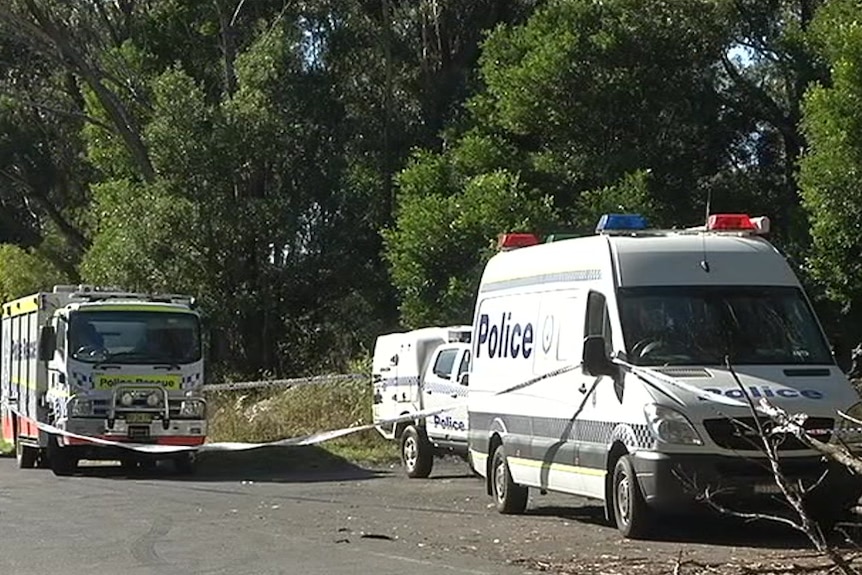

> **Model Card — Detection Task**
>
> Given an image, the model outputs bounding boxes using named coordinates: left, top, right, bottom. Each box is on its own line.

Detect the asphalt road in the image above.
left=0, top=448, right=854, bottom=575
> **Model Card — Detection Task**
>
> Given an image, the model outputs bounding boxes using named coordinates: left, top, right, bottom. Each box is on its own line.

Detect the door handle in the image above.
left=578, top=383, right=588, bottom=394
left=425, top=389, right=432, bottom=394
left=450, top=393, right=458, bottom=398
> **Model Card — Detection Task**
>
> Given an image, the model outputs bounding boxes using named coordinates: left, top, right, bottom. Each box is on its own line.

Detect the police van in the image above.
left=466, top=213, right=862, bottom=538
left=372, top=326, right=471, bottom=477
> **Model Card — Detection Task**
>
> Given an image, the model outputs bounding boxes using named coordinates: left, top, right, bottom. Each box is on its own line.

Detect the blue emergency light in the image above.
left=595, top=213, right=648, bottom=233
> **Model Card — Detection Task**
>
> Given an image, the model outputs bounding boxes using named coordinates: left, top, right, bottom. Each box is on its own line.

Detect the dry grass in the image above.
left=205, top=378, right=398, bottom=465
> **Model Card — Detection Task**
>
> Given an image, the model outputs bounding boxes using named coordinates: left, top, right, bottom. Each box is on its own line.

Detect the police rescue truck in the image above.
left=467, top=213, right=862, bottom=538
left=1, top=285, right=207, bottom=476
left=372, top=326, right=471, bottom=477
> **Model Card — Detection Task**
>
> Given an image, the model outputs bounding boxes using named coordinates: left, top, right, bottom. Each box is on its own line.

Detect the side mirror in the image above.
left=583, top=335, right=617, bottom=377
left=459, top=373, right=469, bottom=387
left=38, top=325, right=56, bottom=362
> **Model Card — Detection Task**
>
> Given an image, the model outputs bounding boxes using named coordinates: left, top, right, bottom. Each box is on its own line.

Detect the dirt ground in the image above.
left=4, top=447, right=859, bottom=575
left=348, top=456, right=862, bottom=575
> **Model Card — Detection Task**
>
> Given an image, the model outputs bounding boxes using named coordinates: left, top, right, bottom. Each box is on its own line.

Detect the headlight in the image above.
left=119, top=392, right=134, bottom=407
left=70, top=398, right=93, bottom=417
left=836, top=401, right=862, bottom=443
left=180, top=400, right=205, bottom=418
left=146, top=391, right=162, bottom=407
left=644, top=404, right=703, bottom=445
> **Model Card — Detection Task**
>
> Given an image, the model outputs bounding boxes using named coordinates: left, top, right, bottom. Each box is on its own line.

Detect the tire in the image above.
left=173, top=452, right=197, bottom=475
left=490, top=445, right=528, bottom=514
left=47, top=434, right=78, bottom=477
left=16, top=440, right=38, bottom=469
left=400, top=425, right=433, bottom=478
left=612, top=455, right=652, bottom=538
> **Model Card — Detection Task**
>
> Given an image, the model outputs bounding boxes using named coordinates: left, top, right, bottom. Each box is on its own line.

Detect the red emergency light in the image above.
left=497, top=233, right=540, bottom=250
left=707, top=213, right=755, bottom=231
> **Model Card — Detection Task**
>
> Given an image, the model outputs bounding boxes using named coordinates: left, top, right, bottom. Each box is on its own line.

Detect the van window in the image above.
left=433, top=348, right=459, bottom=379
left=585, top=291, right=613, bottom=354
left=618, top=285, right=832, bottom=366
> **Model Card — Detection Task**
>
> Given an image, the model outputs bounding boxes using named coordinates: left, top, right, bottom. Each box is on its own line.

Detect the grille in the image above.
left=91, top=399, right=185, bottom=418
left=703, top=416, right=833, bottom=451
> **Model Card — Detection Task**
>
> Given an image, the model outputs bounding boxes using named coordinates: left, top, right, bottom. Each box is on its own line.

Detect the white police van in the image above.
left=372, top=326, right=471, bottom=477
left=466, top=213, right=862, bottom=538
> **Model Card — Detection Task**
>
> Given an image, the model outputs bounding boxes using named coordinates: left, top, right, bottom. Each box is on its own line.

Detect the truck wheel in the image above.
left=401, top=425, right=433, bottom=478
left=173, top=452, right=197, bottom=475
left=16, top=440, right=38, bottom=469
left=47, top=434, right=78, bottom=477
left=490, top=445, right=528, bottom=514
left=612, top=455, right=652, bottom=538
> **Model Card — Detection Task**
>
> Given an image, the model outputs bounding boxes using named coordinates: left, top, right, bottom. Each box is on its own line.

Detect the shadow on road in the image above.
left=74, top=445, right=388, bottom=484
left=527, top=502, right=858, bottom=549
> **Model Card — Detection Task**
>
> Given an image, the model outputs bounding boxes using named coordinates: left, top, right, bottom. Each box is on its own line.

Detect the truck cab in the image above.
left=372, top=326, right=471, bottom=477
left=1, top=285, right=207, bottom=476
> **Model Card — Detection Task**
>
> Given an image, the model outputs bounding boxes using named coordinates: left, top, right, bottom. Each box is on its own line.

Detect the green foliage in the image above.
left=799, top=0, right=862, bottom=330
left=385, top=143, right=557, bottom=327
left=0, top=244, right=71, bottom=303
left=80, top=180, right=202, bottom=293
left=2, top=0, right=861, bottom=381
left=574, top=170, right=659, bottom=232
left=474, top=0, right=734, bottom=211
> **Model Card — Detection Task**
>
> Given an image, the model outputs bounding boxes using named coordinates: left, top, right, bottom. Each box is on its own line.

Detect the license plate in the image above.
left=125, top=413, right=153, bottom=424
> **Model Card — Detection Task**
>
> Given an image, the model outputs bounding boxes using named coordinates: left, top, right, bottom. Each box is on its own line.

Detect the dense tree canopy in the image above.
left=0, top=0, right=860, bottom=377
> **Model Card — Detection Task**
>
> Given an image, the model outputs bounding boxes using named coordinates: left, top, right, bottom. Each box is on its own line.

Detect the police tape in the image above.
left=7, top=360, right=851, bottom=457
left=202, top=373, right=367, bottom=392
left=5, top=402, right=463, bottom=455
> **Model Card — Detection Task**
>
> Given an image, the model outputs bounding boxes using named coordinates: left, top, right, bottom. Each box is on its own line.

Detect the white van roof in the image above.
left=481, top=232, right=798, bottom=290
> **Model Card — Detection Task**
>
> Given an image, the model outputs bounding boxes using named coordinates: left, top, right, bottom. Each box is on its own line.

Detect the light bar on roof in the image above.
left=595, top=213, right=648, bottom=233
left=707, top=214, right=755, bottom=231
left=497, top=233, right=540, bottom=251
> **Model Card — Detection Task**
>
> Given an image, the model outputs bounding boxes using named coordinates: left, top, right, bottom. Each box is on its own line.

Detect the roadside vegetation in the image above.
left=207, top=357, right=398, bottom=465
left=206, top=382, right=398, bottom=465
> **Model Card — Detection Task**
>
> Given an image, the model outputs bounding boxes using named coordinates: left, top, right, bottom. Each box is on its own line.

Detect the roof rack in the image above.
left=58, top=285, right=195, bottom=307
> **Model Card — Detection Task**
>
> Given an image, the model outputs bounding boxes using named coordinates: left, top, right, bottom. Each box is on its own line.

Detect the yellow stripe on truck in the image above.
left=2, top=296, right=39, bottom=318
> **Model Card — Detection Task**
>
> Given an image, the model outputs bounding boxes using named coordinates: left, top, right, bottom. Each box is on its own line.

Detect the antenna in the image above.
left=700, top=189, right=711, bottom=273
left=704, top=188, right=712, bottom=225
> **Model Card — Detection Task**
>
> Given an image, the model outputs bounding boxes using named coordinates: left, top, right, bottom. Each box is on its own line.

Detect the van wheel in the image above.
left=16, top=440, right=38, bottom=469
left=401, top=425, right=433, bottom=478
left=612, top=455, right=651, bottom=538
left=491, top=445, right=528, bottom=514
left=47, top=434, right=78, bottom=477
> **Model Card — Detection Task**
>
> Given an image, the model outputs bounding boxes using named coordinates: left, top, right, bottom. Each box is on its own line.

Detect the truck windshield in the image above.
left=69, top=311, right=201, bottom=364
left=618, top=286, right=833, bottom=367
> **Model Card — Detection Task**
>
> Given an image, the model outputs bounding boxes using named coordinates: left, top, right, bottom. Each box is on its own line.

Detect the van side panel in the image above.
left=469, top=236, right=621, bottom=499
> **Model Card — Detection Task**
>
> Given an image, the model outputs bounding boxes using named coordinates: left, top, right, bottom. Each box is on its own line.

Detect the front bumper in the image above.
left=62, top=416, right=207, bottom=447
left=632, top=451, right=862, bottom=515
